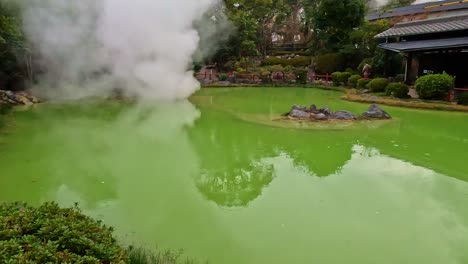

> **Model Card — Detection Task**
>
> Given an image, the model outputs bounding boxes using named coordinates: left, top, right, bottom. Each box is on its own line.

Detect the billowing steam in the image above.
left=13, top=0, right=229, bottom=100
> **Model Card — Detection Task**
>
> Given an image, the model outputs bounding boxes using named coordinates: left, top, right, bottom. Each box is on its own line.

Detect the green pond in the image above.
left=1, top=88, right=468, bottom=264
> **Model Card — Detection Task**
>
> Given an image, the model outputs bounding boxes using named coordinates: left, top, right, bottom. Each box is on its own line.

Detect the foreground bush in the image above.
left=457, top=92, right=468, bottom=106
left=368, top=78, right=389, bottom=92
left=415, top=73, right=454, bottom=100
left=357, top=78, right=371, bottom=89
left=386, top=82, right=410, bottom=98
left=0, top=202, right=128, bottom=263
left=348, top=75, right=361, bottom=88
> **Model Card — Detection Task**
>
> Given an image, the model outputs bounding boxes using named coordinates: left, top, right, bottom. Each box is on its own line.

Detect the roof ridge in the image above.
left=395, top=13, right=468, bottom=27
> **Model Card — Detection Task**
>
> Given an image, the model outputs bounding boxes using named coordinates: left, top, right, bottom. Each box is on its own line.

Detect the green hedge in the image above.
left=348, top=75, right=361, bottom=88
left=331, top=72, right=352, bottom=86
left=262, top=56, right=311, bottom=67
left=357, top=78, right=371, bottom=89
left=315, top=53, right=344, bottom=74
left=340, top=72, right=352, bottom=85
left=386, top=82, right=410, bottom=98
left=331, top=72, right=341, bottom=86
left=457, top=92, right=468, bottom=106
left=368, top=78, right=389, bottom=92
left=294, top=68, right=308, bottom=84
left=415, top=73, right=454, bottom=100
left=0, top=202, right=128, bottom=263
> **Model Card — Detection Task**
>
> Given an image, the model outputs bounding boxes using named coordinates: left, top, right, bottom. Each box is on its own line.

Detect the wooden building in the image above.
left=373, top=13, right=468, bottom=88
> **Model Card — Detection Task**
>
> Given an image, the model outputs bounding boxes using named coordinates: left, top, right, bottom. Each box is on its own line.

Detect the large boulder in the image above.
left=289, top=109, right=310, bottom=119
left=361, top=104, right=391, bottom=119
left=330, top=110, right=356, bottom=120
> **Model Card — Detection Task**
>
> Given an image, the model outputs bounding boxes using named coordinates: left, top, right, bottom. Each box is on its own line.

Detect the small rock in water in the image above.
left=319, top=106, right=331, bottom=116
left=314, top=113, right=328, bottom=120
left=289, top=109, right=310, bottom=119
left=310, top=104, right=318, bottom=113
left=330, top=110, right=356, bottom=120
left=291, top=105, right=307, bottom=112
left=361, top=104, right=391, bottom=119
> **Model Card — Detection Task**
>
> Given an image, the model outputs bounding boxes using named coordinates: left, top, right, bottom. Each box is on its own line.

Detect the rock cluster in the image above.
left=287, top=103, right=391, bottom=121
left=0, top=90, right=40, bottom=106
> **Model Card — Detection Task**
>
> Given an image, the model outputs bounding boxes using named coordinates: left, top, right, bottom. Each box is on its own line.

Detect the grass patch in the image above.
left=343, top=93, right=468, bottom=113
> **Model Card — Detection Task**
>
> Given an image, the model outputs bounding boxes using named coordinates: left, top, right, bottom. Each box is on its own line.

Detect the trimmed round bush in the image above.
left=331, top=72, right=342, bottom=86
left=0, top=202, right=128, bottom=263
left=368, top=78, right=389, bottom=92
left=357, top=78, right=371, bottom=90
left=386, top=82, right=410, bottom=98
left=348, top=75, right=361, bottom=88
left=457, top=92, right=468, bottom=105
left=415, top=73, right=455, bottom=100
left=339, top=72, right=352, bottom=85
left=294, top=68, right=309, bottom=84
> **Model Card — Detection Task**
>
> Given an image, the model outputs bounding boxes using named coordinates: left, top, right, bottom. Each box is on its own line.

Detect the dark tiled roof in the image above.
left=367, top=0, right=468, bottom=21
left=378, top=36, right=468, bottom=51
left=374, top=14, right=468, bottom=38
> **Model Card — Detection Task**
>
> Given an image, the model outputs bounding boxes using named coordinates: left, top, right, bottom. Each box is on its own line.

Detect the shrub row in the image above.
left=331, top=72, right=352, bottom=86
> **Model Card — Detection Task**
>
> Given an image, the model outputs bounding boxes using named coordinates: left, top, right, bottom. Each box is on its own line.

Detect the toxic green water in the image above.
left=1, top=88, right=468, bottom=264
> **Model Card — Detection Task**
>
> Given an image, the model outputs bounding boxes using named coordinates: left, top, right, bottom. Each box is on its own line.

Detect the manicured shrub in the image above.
left=348, top=75, right=361, bottom=88
left=262, top=56, right=311, bottom=67
left=345, top=67, right=358, bottom=75
left=0, top=202, right=128, bottom=263
left=294, top=68, right=308, bottom=84
left=357, top=78, right=371, bottom=89
left=394, top=74, right=405, bottom=83
left=219, top=73, right=228, bottom=81
left=457, top=92, right=468, bottom=105
left=315, top=53, right=345, bottom=74
left=331, top=72, right=342, bottom=86
left=340, top=72, right=352, bottom=85
left=415, top=73, right=455, bottom=100
left=386, top=82, right=410, bottom=98
left=368, top=78, right=389, bottom=92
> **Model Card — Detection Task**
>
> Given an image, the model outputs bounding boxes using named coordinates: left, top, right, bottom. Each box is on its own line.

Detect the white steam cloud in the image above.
left=14, top=0, right=229, bottom=100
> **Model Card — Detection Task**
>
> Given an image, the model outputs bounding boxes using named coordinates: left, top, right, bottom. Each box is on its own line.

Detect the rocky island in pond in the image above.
left=287, top=103, right=391, bottom=121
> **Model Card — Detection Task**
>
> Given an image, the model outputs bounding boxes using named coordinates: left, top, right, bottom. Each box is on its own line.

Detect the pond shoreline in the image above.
left=343, top=93, right=468, bottom=113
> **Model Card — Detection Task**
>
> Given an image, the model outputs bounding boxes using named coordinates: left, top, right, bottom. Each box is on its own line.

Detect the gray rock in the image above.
left=319, top=106, right=331, bottom=115
left=291, top=105, right=308, bottom=112
left=361, top=89, right=370, bottom=94
left=289, top=109, right=310, bottom=119
left=309, top=104, right=318, bottom=113
left=361, top=104, right=391, bottom=119
left=330, top=110, right=356, bottom=120
left=314, top=113, right=328, bottom=120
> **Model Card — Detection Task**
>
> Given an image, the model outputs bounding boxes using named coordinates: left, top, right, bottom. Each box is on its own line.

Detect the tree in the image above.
left=310, top=0, right=366, bottom=53
left=0, top=2, right=30, bottom=90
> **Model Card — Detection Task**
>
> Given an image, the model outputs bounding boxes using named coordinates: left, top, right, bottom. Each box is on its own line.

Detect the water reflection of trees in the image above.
left=189, top=109, right=356, bottom=207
